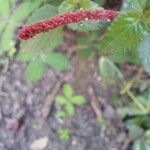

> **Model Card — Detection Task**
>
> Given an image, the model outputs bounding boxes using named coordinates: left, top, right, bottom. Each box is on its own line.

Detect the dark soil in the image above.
left=0, top=52, right=127, bottom=150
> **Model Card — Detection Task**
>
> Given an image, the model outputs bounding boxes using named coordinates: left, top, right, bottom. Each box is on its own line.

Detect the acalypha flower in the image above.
left=18, top=9, right=118, bottom=40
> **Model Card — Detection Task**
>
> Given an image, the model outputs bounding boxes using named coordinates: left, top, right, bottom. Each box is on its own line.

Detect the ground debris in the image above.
left=30, top=136, right=48, bottom=150
left=87, top=84, right=103, bottom=118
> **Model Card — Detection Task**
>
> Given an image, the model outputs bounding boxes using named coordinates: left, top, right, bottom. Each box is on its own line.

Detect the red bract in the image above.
left=18, top=9, right=118, bottom=40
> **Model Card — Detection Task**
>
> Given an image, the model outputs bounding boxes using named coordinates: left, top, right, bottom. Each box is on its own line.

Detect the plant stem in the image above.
left=121, top=68, right=146, bottom=113
left=121, top=68, right=143, bottom=94
left=126, top=90, right=146, bottom=113
left=146, top=91, right=150, bottom=113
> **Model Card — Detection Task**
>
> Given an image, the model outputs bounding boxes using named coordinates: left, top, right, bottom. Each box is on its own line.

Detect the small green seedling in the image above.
left=58, top=128, right=71, bottom=141
left=55, top=83, right=86, bottom=118
left=97, top=116, right=107, bottom=127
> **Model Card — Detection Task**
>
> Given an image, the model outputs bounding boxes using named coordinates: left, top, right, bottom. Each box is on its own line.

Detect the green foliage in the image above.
left=99, top=1, right=150, bottom=72
left=47, top=0, right=65, bottom=6
left=97, top=116, right=107, bottom=126
left=128, top=0, right=150, bottom=11
left=20, top=5, right=63, bottom=52
left=55, top=84, right=86, bottom=118
left=92, top=0, right=104, bottom=6
left=25, top=58, right=44, bottom=82
left=77, top=32, right=100, bottom=59
left=17, top=51, right=35, bottom=62
left=127, top=124, right=144, bottom=140
left=2, top=0, right=149, bottom=83
left=130, top=126, right=150, bottom=150
left=132, top=139, right=149, bottom=150
left=117, top=105, right=143, bottom=118
left=100, top=11, right=145, bottom=53
left=44, top=51, right=70, bottom=71
left=117, top=83, right=150, bottom=150
left=0, top=0, right=42, bottom=53
left=99, top=54, right=150, bottom=149
left=116, top=75, right=150, bottom=118
left=139, top=34, right=150, bottom=74
left=144, top=130, right=150, bottom=144
left=108, top=50, right=140, bottom=64
left=99, top=57, right=124, bottom=85
left=18, top=4, right=70, bottom=82
left=63, top=84, right=74, bottom=99
left=142, top=11, right=150, bottom=31
left=58, top=128, right=71, bottom=141
left=129, top=126, right=150, bottom=149
left=0, top=0, right=150, bottom=84
left=12, top=1, right=42, bottom=22
left=127, top=115, right=150, bottom=129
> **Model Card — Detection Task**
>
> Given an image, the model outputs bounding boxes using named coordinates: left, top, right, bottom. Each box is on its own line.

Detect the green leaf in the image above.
left=65, top=103, right=75, bottom=117
left=0, top=0, right=10, bottom=16
left=142, top=11, right=150, bottom=31
left=21, top=5, right=63, bottom=52
left=99, top=57, right=124, bottom=85
left=132, top=140, right=148, bottom=150
left=139, top=34, right=150, bottom=74
left=128, top=0, right=150, bottom=11
left=7, top=47, right=16, bottom=57
left=144, top=130, right=150, bottom=144
left=127, top=124, right=144, bottom=140
left=27, top=4, right=57, bottom=24
left=127, top=115, right=150, bottom=129
left=117, top=106, right=143, bottom=118
left=55, top=96, right=67, bottom=105
left=0, top=0, right=42, bottom=53
left=79, top=48, right=93, bottom=59
left=44, top=52, right=70, bottom=71
left=97, top=117, right=107, bottom=126
left=100, top=11, right=145, bottom=53
left=12, top=1, right=42, bottom=22
left=108, top=50, right=140, bottom=64
left=80, top=0, right=94, bottom=8
left=58, top=128, right=71, bottom=141
left=63, top=84, right=73, bottom=99
left=17, top=51, right=35, bottom=62
left=58, top=0, right=95, bottom=13
left=58, top=0, right=76, bottom=13
left=93, top=0, right=103, bottom=6
left=46, top=0, right=62, bottom=6
left=71, top=95, right=86, bottom=105
left=18, top=5, right=65, bottom=82
left=128, top=0, right=147, bottom=11
left=10, top=0, right=16, bottom=6
left=144, top=1, right=150, bottom=11
left=0, top=21, right=6, bottom=33
left=1, top=24, right=14, bottom=50
left=56, top=111, right=66, bottom=118
left=21, top=27, right=63, bottom=52
left=25, top=58, right=44, bottom=82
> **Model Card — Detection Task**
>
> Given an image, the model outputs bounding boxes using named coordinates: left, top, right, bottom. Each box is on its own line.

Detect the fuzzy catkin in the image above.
left=18, top=9, right=118, bottom=40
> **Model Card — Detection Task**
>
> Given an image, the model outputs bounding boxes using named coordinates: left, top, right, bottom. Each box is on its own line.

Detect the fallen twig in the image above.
left=87, top=85, right=102, bottom=118
left=122, top=138, right=131, bottom=150
left=41, top=79, right=63, bottom=119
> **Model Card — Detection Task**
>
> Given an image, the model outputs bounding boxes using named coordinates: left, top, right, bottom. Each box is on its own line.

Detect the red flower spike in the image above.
left=18, top=9, right=118, bottom=40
